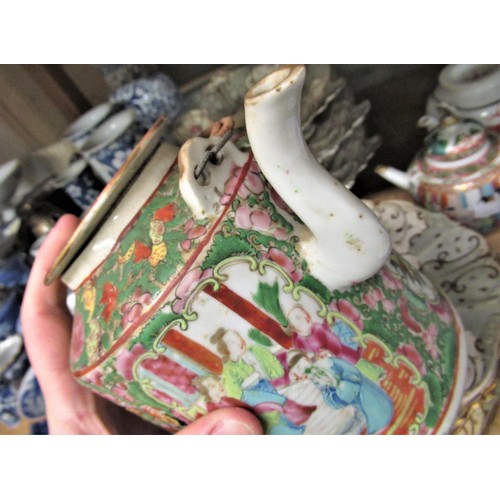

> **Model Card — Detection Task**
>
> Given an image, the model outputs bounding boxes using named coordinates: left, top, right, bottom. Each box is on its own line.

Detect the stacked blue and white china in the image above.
left=1, top=64, right=185, bottom=434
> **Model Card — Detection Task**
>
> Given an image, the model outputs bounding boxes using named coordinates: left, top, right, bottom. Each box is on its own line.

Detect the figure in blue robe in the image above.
left=312, top=358, right=393, bottom=434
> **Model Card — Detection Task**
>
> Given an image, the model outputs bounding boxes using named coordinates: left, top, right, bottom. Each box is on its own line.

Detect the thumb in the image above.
left=175, top=407, right=263, bottom=435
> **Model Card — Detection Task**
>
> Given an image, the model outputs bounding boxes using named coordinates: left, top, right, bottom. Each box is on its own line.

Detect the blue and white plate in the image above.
left=1, top=351, right=29, bottom=382
left=29, top=420, right=48, bottom=435
left=63, top=161, right=106, bottom=211
left=0, top=380, right=20, bottom=428
left=0, top=333, right=23, bottom=377
left=17, top=367, right=46, bottom=420
left=0, top=253, right=30, bottom=289
left=88, top=122, right=147, bottom=183
left=0, top=291, right=21, bottom=341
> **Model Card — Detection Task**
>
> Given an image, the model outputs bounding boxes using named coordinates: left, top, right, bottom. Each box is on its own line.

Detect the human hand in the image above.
left=21, top=214, right=262, bottom=435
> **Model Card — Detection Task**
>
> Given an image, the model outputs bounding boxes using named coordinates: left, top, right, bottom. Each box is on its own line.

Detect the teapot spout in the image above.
left=244, top=65, right=391, bottom=290
left=374, top=165, right=411, bottom=191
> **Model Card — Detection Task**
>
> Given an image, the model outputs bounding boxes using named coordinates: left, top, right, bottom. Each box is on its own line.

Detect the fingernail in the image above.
left=211, top=418, right=262, bottom=435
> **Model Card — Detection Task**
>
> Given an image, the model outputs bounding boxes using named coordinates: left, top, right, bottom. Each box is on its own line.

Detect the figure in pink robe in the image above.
left=291, top=319, right=361, bottom=363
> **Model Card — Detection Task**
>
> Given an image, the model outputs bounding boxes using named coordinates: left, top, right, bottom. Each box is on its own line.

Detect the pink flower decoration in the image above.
left=235, top=205, right=272, bottom=230
left=235, top=205, right=252, bottom=229
left=82, top=367, right=104, bottom=386
left=363, top=288, right=396, bottom=314
left=330, top=298, right=364, bottom=331
left=363, top=287, right=383, bottom=308
left=236, top=205, right=288, bottom=241
left=261, top=247, right=302, bottom=283
left=172, top=266, right=213, bottom=314
left=430, top=300, right=452, bottom=324
left=382, top=298, right=396, bottom=313
left=379, top=267, right=404, bottom=291
left=121, top=288, right=153, bottom=329
left=245, top=160, right=266, bottom=195
left=115, top=343, right=147, bottom=381
left=422, top=323, right=440, bottom=360
left=273, top=228, right=288, bottom=240
left=396, top=343, right=426, bottom=375
left=399, top=297, right=422, bottom=334
left=180, top=218, right=207, bottom=251
left=220, top=160, right=265, bottom=205
left=249, top=208, right=271, bottom=229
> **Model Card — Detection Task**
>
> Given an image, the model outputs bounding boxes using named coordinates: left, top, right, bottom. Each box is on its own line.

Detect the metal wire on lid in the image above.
left=194, top=117, right=234, bottom=184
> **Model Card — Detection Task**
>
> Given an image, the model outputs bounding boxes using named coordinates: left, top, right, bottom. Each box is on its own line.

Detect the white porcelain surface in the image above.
left=79, top=108, right=136, bottom=154
left=62, top=102, right=114, bottom=143
left=244, top=65, right=391, bottom=289
left=0, top=334, right=23, bottom=375
left=179, top=137, right=247, bottom=219
left=426, top=65, right=500, bottom=130
left=426, top=95, right=500, bottom=130
left=435, top=64, right=500, bottom=109
left=0, top=211, right=21, bottom=260
left=0, top=159, right=21, bottom=207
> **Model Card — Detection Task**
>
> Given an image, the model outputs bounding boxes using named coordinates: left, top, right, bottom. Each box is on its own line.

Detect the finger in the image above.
left=176, top=407, right=263, bottom=435
left=20, top=215, right=114, bottom=434
left=21, top=216, right=264, bottom=436
left=23, top=214, right=80, bottom=314
left=21, top=214, right=81, bottom=394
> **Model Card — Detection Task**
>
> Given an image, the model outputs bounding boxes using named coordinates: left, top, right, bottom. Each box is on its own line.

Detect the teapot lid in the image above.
left=45, top=117, right=169, bottom=285
left=422, top=117, right=490, bottom=169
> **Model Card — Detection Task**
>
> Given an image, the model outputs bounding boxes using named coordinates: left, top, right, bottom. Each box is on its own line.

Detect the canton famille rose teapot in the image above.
left=46, top=65, right=467, bottom=435
left=375, top=116, right=500, bottom=234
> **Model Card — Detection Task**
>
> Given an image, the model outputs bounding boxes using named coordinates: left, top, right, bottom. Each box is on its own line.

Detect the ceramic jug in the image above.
left=376, top=116, right=500, bottom=233
left=46, top=65, right=467, bottom=435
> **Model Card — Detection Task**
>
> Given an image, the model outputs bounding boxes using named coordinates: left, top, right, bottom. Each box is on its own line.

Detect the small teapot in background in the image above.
left=376, top=116, right=500, bottom=233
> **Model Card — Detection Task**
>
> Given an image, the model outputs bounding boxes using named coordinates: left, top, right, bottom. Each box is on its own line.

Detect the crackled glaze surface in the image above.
left=68, top=152, right=464, bottom=434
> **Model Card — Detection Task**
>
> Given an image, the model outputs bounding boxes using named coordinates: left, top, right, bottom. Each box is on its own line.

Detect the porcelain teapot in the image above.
left=46, top=65, right=467, bottom=435
left=376, top=116, right=500, bottom=233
